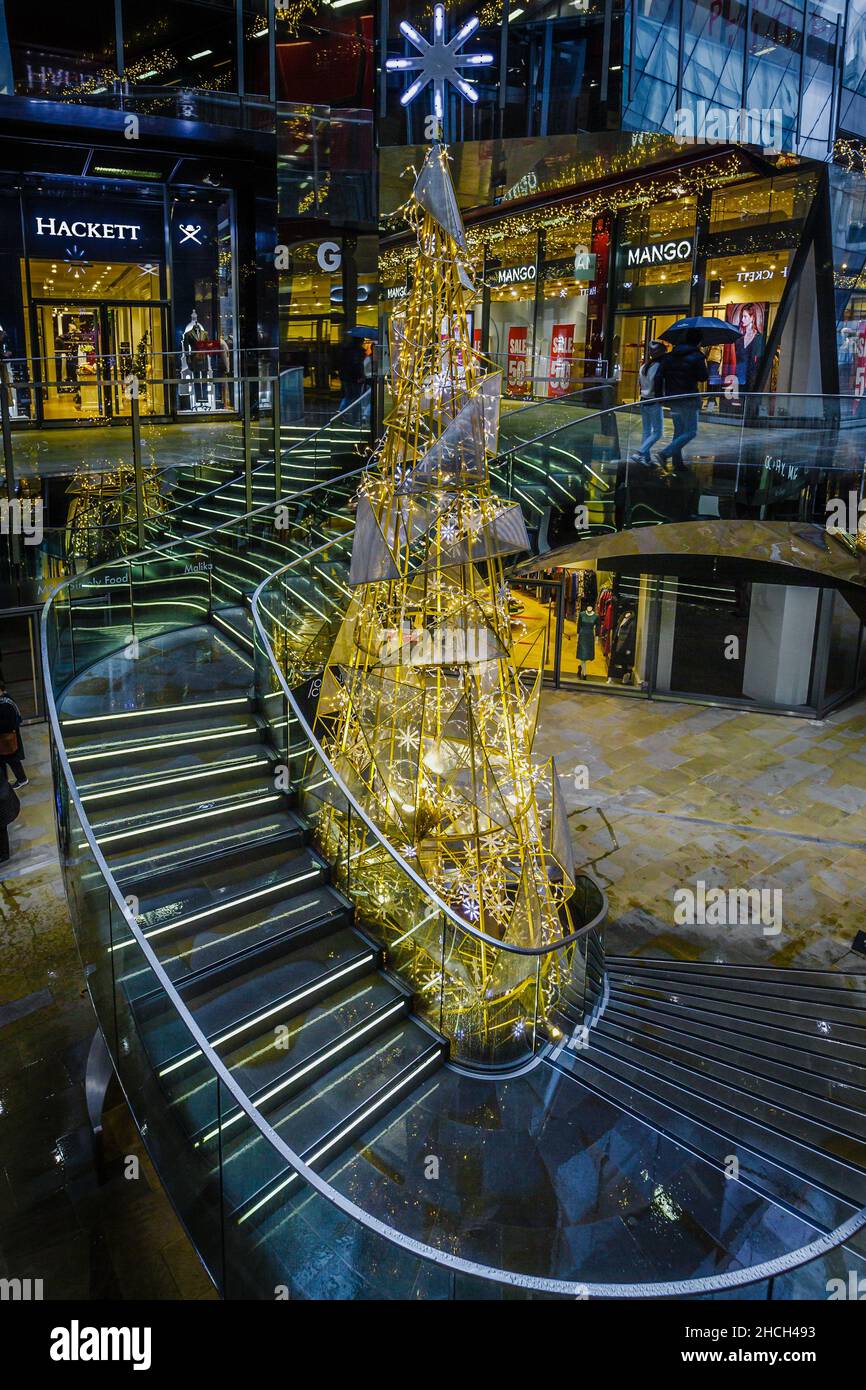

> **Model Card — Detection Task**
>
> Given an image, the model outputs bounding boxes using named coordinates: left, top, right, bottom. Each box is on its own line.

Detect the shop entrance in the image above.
left=613, top=311, right=682, bottom=402
left=25, top=257, right=168, bottom=424
left=32, top=299, right=168, bottom=422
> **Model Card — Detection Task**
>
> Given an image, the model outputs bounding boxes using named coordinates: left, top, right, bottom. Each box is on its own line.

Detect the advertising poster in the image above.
left=548, top=323, right=575, bottom=397
left=506, top=325, right=530, bottom=396
left=721, top=301, right=767, bottom=392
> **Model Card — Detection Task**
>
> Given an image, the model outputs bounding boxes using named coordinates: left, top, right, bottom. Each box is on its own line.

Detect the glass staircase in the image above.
left=41, top=390, right=866, bottom=1299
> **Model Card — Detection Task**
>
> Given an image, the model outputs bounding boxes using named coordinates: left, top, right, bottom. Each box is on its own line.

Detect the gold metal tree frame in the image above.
left=304, top=146, right=584, bottom=1062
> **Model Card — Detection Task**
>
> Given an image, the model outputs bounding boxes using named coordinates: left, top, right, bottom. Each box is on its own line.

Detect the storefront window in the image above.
left=616, top=197, right=697, bottom=311
left=15, top=181, right=176, bottom=422
left=486, top=231, right=539, bottom=397
left=281, top=233, right=377, bottom=403
left=1, top=0, right=116, bottom=98
left=709, top=172, right=815, bottom=234
left=702, top=250, right=793, bottom=392
left=536, top=219, right=596, bottom=396
left=170, top=194, right=236, bottom=414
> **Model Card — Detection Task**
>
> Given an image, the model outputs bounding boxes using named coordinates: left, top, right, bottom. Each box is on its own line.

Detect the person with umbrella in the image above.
left=654, top=317, right=741, bottom=472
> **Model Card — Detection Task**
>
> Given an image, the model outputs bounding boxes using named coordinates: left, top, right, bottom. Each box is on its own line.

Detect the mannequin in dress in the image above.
left=576, top=603, right=599, bottom=679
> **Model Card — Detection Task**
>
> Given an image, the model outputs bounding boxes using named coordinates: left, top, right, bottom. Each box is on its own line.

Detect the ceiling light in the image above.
left=190, top=49, right=213, bottom=60
left=139, top=69, right=158, bottom=80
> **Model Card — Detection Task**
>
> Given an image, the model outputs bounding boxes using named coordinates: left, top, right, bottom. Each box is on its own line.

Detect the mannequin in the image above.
left=576, top=602, right=598, bottom=680
left=182, top=309, right=208, bottom=408
left=608, top=608, right=636, bottom=683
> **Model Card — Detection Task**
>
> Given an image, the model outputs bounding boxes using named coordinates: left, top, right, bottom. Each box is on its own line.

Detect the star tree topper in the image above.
left=386, top=5, right=494, bottom=133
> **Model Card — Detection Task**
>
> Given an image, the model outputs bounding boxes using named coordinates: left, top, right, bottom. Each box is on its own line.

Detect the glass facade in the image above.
left=0, top=176, right=238, bottom=423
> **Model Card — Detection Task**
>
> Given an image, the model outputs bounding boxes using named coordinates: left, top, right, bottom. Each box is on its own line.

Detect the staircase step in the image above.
left=91, top=778, right=285, bottom=847
left=109, top=806, right=306, bottom=884
left=61, top=693, right=252, bottom=739
left=118, top=878, right=353, bottom=990
left=77, top=743, right=270, bottom=796
left=225, top=1021, right=445, bottom=1222
left=611, top=976, right=866, bottom=1045
left=606, top=990, right=866, bottom=1071
left=571, top=1035, right=866, bottom=1209
left=596, top=1010, right=866, bottom=1138
left=554, top=1050, right=859, bottom=1235
left=169, top=974, right=409, bottom=1139
left=608, top=957, right=866, bottom=1010
left=605, top=996, right=866, bottom=1099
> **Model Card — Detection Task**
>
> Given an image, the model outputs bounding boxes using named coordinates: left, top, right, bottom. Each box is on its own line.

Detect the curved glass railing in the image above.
left=2, top=377, right=369, bottom=599
left=42, top=461, right=866, bottom=1298
left=492, top=391, right=866, bottom=544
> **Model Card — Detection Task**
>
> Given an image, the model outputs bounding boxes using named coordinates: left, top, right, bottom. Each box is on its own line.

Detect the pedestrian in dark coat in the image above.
left=0, top=768, right=20, bottom=864
left=0, top=682, right=27, bottom=787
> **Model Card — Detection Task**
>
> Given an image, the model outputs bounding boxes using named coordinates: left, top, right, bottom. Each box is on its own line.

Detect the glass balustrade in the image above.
left=40, top=405, right=866, bottom=1299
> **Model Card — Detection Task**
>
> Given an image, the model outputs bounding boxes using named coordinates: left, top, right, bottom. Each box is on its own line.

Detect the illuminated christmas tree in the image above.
left=312, top=146, right=578, bottom=1053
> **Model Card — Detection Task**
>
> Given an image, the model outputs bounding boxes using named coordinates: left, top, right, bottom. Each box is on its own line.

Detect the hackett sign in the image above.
left=34, top=216, right=142, bottom=241
left=626, top=239, right=693, bottom=267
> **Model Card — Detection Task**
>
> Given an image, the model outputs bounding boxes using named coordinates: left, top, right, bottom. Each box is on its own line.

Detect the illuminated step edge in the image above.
left=159, top=953, right=373, bottom=1080
left=235, top=1047, right=444, bottom=1224
left=194, top=998, right=408, bottom=1147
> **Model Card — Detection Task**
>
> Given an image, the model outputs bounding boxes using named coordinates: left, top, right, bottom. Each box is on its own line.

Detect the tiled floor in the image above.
left=535, top=686, right=866, bottom=971
left=0, top=723, right=216, bottom=1299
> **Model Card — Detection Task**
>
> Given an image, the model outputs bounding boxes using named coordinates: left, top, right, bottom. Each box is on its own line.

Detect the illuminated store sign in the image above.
left=490, top=263, right=536, bottom=287
left=735, top=266, right=787, bottom=284
left=34, top=216, right=142, bottom=240
left=626, top=239, right=693, bottom=267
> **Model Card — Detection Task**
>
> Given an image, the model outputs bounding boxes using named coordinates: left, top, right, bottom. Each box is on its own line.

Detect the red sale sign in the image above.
left=548, top=323, right=575, bottom=398
left=506, top=325, right=530, bottom=396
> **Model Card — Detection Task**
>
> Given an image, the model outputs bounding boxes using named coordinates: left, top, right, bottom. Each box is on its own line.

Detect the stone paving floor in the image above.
left=0, top=723, right=215, bottom=1299
left=535, top=686, right=866, bottom=971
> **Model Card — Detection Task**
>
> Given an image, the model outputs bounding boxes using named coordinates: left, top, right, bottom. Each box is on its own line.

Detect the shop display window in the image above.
left=702, top=250, right=793, bottom=393
left=486, top=230, right=539, bottom=397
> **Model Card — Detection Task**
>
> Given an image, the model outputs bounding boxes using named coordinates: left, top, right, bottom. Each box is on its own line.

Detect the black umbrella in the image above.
left=660, top=316, right=742, bottom=347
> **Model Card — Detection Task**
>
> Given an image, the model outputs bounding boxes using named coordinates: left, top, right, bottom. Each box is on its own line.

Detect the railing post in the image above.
left=273, top=374, right=282, bottom=503
left=346, top=802, right=352, bottom=899
left=439, top=915, right=446, bottom=1036
left=1, top=360, right=21, bottom=567
left=131, top=393, right=145, bottom=551
left=533, top=957, right=541, bottom=1054
left=243, top=378, right=253, bottom=518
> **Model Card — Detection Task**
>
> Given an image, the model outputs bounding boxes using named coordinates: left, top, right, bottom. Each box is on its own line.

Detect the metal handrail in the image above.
left=41, top=471, right=866, bottom=1298
left=497, top=389, right=866, bottom=461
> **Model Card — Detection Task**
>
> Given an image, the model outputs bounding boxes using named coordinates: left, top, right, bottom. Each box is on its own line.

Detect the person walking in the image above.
left=0, top=681, right=27, bottom=788
left=634, top=340, right=667, bottom=463
left=0, top=767, right=20, bottom=865
left=654, top=328, right=708, bottom=473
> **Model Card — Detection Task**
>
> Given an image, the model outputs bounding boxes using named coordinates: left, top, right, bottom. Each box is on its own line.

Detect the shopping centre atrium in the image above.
left=0, top=0, right=865, bottom=1311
